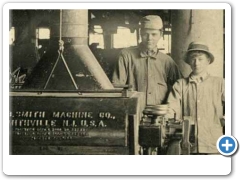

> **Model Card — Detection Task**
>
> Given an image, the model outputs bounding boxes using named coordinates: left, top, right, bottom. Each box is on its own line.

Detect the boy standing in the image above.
left=167, top=42, right=225, bottom=154
left=112, top=15, right=181, bottom=105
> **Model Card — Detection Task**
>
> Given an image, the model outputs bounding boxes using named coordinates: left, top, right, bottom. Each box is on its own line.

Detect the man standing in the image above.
left=112, top=15, right=181, bottom=105
left=167, top=42, right=225, bottom=154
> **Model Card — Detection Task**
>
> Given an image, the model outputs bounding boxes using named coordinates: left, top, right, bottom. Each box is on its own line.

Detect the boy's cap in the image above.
left=184, top=41, right=214, bottom=64
left=140, top=15, right=163, bottom=30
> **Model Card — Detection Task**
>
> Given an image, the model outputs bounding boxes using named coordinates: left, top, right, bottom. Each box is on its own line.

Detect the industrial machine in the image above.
left=9, top=9, right=192, bottom=155
left=10, top=88, right=145, bottom=155
left=9, top=9, right=146, bottom=155
left=139, top=105, right=191, bottom=155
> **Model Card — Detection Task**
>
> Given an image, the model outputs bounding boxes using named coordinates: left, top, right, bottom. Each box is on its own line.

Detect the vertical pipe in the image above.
left=51, top=10, right=114, bottom=89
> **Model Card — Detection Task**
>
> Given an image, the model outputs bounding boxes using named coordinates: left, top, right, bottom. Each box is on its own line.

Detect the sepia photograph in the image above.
left=9, top=8, right=226, bottom=155
left=3, top=2, right=234, bottom=176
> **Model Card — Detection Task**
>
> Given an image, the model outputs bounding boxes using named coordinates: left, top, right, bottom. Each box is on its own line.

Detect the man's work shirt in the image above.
left=167, top=73, right=225, bottom=153
left=112, top=45, right=181, bottom=105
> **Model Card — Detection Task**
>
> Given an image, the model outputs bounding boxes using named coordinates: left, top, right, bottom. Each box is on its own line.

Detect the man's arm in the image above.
left=167, top=80, right=182, bottom=120
left=168, top=61, right=182, bottom=87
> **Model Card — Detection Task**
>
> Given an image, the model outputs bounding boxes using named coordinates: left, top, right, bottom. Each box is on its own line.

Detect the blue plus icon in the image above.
left=217, top=135, right=238, bottom=156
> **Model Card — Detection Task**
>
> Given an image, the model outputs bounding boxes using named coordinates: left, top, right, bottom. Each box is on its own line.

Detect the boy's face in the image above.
left=141, top=29, right=161, bottom=50
left=188, top=51, right=210, bottom=75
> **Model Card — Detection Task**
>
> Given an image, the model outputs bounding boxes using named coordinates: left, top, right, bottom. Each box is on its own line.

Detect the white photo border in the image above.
left=3, top=2, right=232, bottom=176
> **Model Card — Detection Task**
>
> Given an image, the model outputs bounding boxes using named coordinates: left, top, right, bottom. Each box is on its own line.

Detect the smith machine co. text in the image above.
left=10, top=111, right=116, bottom=128
left=10, top=111, right=118, bottom=141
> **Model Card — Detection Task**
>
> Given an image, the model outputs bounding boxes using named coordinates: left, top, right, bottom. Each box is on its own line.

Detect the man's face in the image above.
left=188, top=52, right=210, bottom=75
left=141, top=29, right=161, bottom=50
